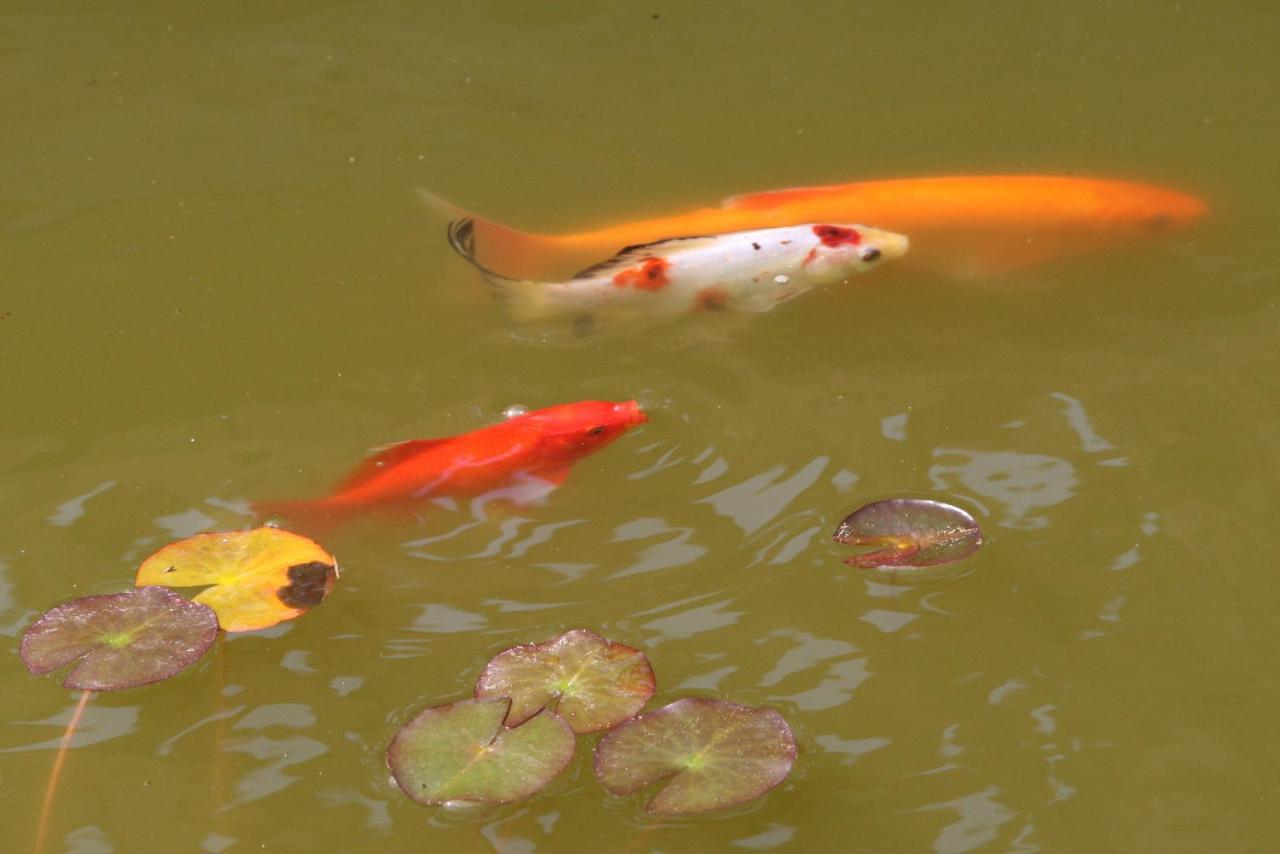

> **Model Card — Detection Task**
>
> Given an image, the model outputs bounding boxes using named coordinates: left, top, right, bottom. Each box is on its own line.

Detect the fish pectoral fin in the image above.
left=538, top=465, right=573, bottom=486
left=570, top=236, right=719, bottom=280
left=334, top=438, right=452, bottom=491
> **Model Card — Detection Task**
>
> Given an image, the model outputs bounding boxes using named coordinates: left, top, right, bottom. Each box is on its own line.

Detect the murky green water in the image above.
left=4, top=2, right=1279, bottom=851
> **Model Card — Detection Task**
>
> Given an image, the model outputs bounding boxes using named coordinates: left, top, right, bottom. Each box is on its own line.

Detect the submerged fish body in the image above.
left=254, top=400, right=646, bottom=526
left=449, top=220, right=909, bottom=321
left=425, top=174, right=1207, bottom=280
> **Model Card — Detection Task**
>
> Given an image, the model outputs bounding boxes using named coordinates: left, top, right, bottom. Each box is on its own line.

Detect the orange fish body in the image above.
left=254, top=400, right=646, bottom=527
left=427, top=175, right=1207, bottom=280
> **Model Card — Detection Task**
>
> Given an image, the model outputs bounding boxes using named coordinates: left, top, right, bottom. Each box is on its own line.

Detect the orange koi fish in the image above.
left=424, top=174, right=1207, bottom=279
left=254, top=400, right=646, bottom=527
left=448, top=219, right=908, bottom=321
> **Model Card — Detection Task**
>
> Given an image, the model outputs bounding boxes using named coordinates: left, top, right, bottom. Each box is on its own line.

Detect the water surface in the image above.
left=3, top=2, right=1278, bottom=851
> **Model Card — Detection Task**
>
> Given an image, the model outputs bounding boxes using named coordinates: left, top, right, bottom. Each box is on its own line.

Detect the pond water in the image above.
left=3, top=3, right=1278, bottom=851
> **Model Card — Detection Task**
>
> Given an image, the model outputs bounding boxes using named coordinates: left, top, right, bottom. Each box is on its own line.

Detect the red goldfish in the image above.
left=424, top=174, right=1207, bottom=279
left=254, top=400, right=646, bottom=527
left=448, top=219, right=909, bottom=321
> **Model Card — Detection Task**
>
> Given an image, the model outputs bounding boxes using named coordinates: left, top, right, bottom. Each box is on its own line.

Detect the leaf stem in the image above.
left=34, top=689, right=93, bottom=854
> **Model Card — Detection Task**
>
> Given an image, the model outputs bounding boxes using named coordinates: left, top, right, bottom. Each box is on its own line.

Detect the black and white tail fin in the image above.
left=446, top=218, right=558, bottom=321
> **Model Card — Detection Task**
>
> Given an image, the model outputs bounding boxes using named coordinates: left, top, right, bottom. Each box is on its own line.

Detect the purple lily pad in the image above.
left=833, top=498, right=982, bottom=569
left=593, top=698, right=797, bottom=815
left=20, top=586, right=220, bottom=691
left=476, top=629, right=655, bottom=733
left=388, top=697, right=575, bottom=806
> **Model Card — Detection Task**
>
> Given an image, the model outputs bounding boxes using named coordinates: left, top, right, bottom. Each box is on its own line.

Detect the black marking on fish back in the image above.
left=447, top=218, right=477, bottom=261
left=446, top=217, right=516, bottom=289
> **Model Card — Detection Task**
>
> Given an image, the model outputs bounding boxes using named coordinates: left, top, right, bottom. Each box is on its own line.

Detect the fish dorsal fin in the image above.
left=335, top=438, right=452, bottom=491
left=571, top=235, right=718, bottom=280
left=722, top=183, right=853, bottom=210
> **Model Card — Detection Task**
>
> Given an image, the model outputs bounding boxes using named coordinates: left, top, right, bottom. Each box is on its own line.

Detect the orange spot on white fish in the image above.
left=612, top=256, right=671, bottom=291
left=695, top=286, right=729, bottom=311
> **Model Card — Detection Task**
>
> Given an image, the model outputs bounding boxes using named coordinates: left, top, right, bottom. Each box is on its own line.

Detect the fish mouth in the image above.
left=615, top=401, right=647, bottom=426
left=875, top=230, right=911, bottom=260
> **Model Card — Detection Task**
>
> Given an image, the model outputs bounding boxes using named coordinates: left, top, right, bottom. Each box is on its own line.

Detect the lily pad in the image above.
left=135, top=527, right=337, bottom=633
left=593, top=698, right=796, bottom=815
left=20, top=586, right=219, bottom=691
left=475, top=629, right=655, bottom=732
left=833, top=498, right=982, bottom=569
left=388, top=697, right=575, bottom=806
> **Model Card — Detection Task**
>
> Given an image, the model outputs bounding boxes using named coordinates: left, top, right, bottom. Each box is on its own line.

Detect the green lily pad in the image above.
left=833, top=498, right=982, bottom=569
left=475, top=629, right=655, bottom=732
left=388, top=697, right=575, bottom=806
left=593, top=698, right=797, bottom=815
left=20, top=586, right=219, bottom=691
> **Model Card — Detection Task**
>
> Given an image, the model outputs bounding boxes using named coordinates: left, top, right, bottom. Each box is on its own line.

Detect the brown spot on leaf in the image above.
left=277, top=561, right=336, bottom=610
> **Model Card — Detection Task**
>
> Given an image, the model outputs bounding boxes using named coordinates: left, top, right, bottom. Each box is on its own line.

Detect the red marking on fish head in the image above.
left=612, top=256, right=671, bottom=291
left=530, top=400, right=647, bottom=462
left=813, top=225, right=862, bottom=247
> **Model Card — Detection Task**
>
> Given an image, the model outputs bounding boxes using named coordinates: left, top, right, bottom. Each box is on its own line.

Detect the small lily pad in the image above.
left=833, top=499, right=982, bottom=569
left=388, top=697, right=575, bottom=806
left=593, top=698, right=796, bottom=815
left=476, top=629, right=655, bottom=732
left=20, top=586, right=219, bottom=691
left=135, top=527, right=337, bottom=633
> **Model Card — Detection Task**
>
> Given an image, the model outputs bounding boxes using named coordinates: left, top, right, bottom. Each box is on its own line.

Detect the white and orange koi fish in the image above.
left=447, top=219, right=909, bottom=322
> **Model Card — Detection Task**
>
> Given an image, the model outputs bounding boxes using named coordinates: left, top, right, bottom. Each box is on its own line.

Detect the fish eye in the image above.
left=587, top=425, right=607, bottom=437
left=859, top=247, right=882, bottom=262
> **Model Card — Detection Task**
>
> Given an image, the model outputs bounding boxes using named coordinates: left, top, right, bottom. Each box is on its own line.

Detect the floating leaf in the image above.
left=833, top=498, right=982, bottom=569
left=593, top=698, right=796, bottom=815
left=20, top=586, right=219, bottom=691
left=135, top=527, right=337, bottom=632
left=388, top=697, right=575, bottom=806
left=476, top=629, right=655, bottom=732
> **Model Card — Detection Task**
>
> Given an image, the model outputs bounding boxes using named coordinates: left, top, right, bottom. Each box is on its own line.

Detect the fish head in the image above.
left=803, top=224, right=910, bottom=285
left=1096, top=180, right=1208, bottom=234
left=529, top=400, right=647, bottom=459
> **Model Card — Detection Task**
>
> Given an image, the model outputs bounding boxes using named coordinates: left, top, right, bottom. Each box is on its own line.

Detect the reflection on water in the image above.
left=46, top=480, right=117, bottom=527
left=314, top=786, right=391, bottom=831
left=930, top=449, right=1077, bottom=530
left=3, top=701, right=139, bottom=752
left=607, top=517, right=705, bottom=579
left=731, top=822, right=796, bottom=849
left=913, top=786, right=1020, bottom=854
left=859, top=609, right=918, bottom=634
left=700, top=457, right=830, bottom=535
left=156, top=705, right=244, bottom=758
left=756, top=630, right=871, bottom=711
left=0, top=557, right=30, bottom=637
left=227, top=703, right=327, bottom=806
left=410, top=602, right=487, bottom=634
left=64, top=824, right=112, bottom=854
left=1048, top=393, right=1115, bottom=454
left=814, top=733, right=891, bottom=766
left=639, top=595, right=745, bottom=646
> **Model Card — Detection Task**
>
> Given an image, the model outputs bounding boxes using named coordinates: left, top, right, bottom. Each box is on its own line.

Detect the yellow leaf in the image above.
left=135, top=527, right=338, bottom=633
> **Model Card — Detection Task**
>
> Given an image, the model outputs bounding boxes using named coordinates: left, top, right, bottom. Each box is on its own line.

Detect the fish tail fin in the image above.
left=418, top=189, right=563, bottom=277
left=445, top=218, right=561, bottom=322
